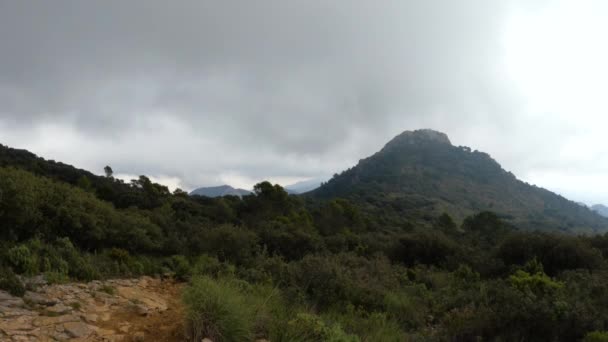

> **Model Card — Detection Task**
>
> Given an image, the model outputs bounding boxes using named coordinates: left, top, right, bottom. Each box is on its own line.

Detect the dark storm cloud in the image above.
left=2, top=0, right=604, bottom=202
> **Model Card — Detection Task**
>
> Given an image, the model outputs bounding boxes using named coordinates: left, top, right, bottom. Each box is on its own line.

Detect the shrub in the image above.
left=193, top=225, right=259, bottom=265
left=324, top=307, right=405, bottom=342
left=7, top=245, right=37, bottom=275
left=99, top=285, right=116, bottom=295
left=182, top=276, right=254, bottom=342
left=0, top=267, right=26, bottom=297
left=191, top=255, right=235, bottom=278
left=271, top=313, right=359, bottom=342
left=169, top=255, right=191, bottom=281
left=584, top=331, right=608, bottom=342
left=383, top=289, right=427, bottom=329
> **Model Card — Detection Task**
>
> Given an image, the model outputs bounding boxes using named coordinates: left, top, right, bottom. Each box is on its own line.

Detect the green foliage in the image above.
left=584, top=331, right=608, bottom=342
left=509, top=270, right=563, bottom=296
left=324, top=307, right=405, bottom=342
left=391, top=230, right=458, bottom=266
left=309, top=131, right=608, bottom=234
left=6, top=144, right=608, bottom=341
left=193, top=225, right=259, bottom=265
left=288, top=253, right=401, bottom=310
left=0, top=266, right=25, bottom=296
left=7, top=245, right=37, bottom=275
left=182, top=276, right=254, bottom=342
left=169, top=255, right=191, bottom=281
left=274, top=313, right=359, bottom=342
left=99, top=285, right=116, bottom=295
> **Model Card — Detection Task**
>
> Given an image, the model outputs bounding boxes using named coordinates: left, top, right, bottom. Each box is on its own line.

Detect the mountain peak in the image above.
left=190, top=184, right=252, bottom=197
left=382, top=129, right=451, bottom=152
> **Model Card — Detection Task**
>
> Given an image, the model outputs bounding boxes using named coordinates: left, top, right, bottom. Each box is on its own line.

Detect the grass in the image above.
left=182, top=276, right=254, bottom=342
left=99, top=285, right=116, bottom=295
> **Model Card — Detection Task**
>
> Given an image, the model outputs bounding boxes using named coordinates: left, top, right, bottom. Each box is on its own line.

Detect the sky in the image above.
left=1, top=1, right=607, bottom=204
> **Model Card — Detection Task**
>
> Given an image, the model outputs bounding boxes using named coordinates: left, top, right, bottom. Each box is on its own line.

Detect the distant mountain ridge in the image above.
left=592, top=204, right=608, bottom=218
left=285, top=178, right=325, bottom=194
left=190, top=185, right=252, bottom=197
left=311, top=129, right=608, bottom=234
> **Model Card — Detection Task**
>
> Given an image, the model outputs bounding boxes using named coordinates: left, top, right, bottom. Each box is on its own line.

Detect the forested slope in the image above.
left=2, top=142, right=608, bottom=340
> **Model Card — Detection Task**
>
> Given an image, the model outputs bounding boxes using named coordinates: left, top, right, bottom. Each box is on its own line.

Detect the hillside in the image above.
left=5, top=140, right=608, bottom=340
left=592, top=204, right=608, bottom=218
left=285, top=178, right=325, bottom=194
left=311, top=129, right=608, bottom=233
left=190, top=185, right=251, bottom=197
left=0, top=144, right=171, bottom=210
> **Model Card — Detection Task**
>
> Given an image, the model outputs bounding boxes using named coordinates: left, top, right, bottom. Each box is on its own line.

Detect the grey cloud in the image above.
left=1, top=0, right=605, bottom=203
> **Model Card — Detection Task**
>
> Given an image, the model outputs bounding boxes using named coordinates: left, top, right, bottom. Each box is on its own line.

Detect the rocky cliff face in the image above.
left=0, top=277, right=182, bottom=341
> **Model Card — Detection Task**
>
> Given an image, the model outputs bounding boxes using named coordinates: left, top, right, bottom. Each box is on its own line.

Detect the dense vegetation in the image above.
left=311, top=130, right=608, bottom=234
left=3, top=141, right=608, bottom=341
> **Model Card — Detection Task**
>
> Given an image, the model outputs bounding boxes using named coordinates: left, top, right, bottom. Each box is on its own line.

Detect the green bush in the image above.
left=584, top=331, right=608, bottom=342
left=324, top=307, right=405, bottom=342
left=271, top=313, right=359, bottom=342
left=182, top=276, right=254, bottom=342
left=169, top=255, right=191, bottom=281
left=7, top=245, right=37, bottom=275
left=0, top=267, right=26, bottom=297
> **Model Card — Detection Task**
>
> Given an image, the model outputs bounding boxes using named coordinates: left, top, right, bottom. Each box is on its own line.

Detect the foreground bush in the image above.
left=584, top=331, right=608, bottom=342
left=182, top=276, right=254, bottom=342
left=0, top=266, right=25, bottom=296
left=271, top=313, right=359, bottom=342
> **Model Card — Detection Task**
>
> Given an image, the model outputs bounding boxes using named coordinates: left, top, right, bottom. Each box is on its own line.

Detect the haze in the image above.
left=1, top=0, right=607, bottom=204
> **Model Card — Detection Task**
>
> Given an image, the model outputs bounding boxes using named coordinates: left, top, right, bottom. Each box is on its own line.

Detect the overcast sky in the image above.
left=1, top=1, right=607, bottom=204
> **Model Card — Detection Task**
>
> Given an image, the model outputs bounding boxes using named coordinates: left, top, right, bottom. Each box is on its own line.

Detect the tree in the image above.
left=76, top=176, right=93, bottom=192
left=104, top=165, right=114, bottom=178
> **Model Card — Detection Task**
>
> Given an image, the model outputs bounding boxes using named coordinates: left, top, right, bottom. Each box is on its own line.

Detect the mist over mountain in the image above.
left=190, top=185, right=252, bottom=198
left=592, top=204, right=608, bottom=218
left=284, top=178, right=326, bottom=194
left=312, top=129, right=608, bottom=234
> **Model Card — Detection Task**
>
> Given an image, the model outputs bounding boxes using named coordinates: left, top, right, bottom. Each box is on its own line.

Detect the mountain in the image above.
left=311, top=129, right=608, bottom=233
left=285, top=178, right=326, bottom=194
left=190, top=185, right=252, bottom=197
left=592, top=204, right=608, bottom=218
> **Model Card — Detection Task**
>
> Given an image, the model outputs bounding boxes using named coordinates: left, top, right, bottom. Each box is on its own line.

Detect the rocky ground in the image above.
left=0, top=277, right=184, bottom=342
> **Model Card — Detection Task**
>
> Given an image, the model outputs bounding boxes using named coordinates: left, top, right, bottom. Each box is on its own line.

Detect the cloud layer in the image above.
left=1, top=1, right=607, bottom=203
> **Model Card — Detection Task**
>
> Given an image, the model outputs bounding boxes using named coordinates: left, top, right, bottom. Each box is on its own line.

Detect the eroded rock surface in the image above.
left=0, top=276, right=175, bottom=342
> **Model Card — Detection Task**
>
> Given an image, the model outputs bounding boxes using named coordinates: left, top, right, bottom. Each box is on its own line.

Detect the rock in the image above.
left=33, top=314, right=80, bottom=327
left=23, top=292, right=56, bottom=306
left=102, top=334, right=126, bottom=342
left=0, top=307, right=35, bottom=318
left=133, top=304, right=149, bottom=316
left=0, top=292, right=26, bottom=309
left=51, top=331, right=71, bottom=341
left=63, top=321, right=93, bottom=338
left=133, top=331, right=145, bottom=342
left=81, top=313, right=98, bottom=323
left=202, top=338, right=214, bottom=342
left=118, top=323, right=131, bottom=333
left=0, top=291, right=16, bottom=301
left=0, top=315, right=34, bottom=334
left=46, top=303, right=72, bottom=315
left=101, top=312, right=112, bottom=322
left=116, top=286, right=168, bottom=311
left=22, top=275, right=47, bottom=289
